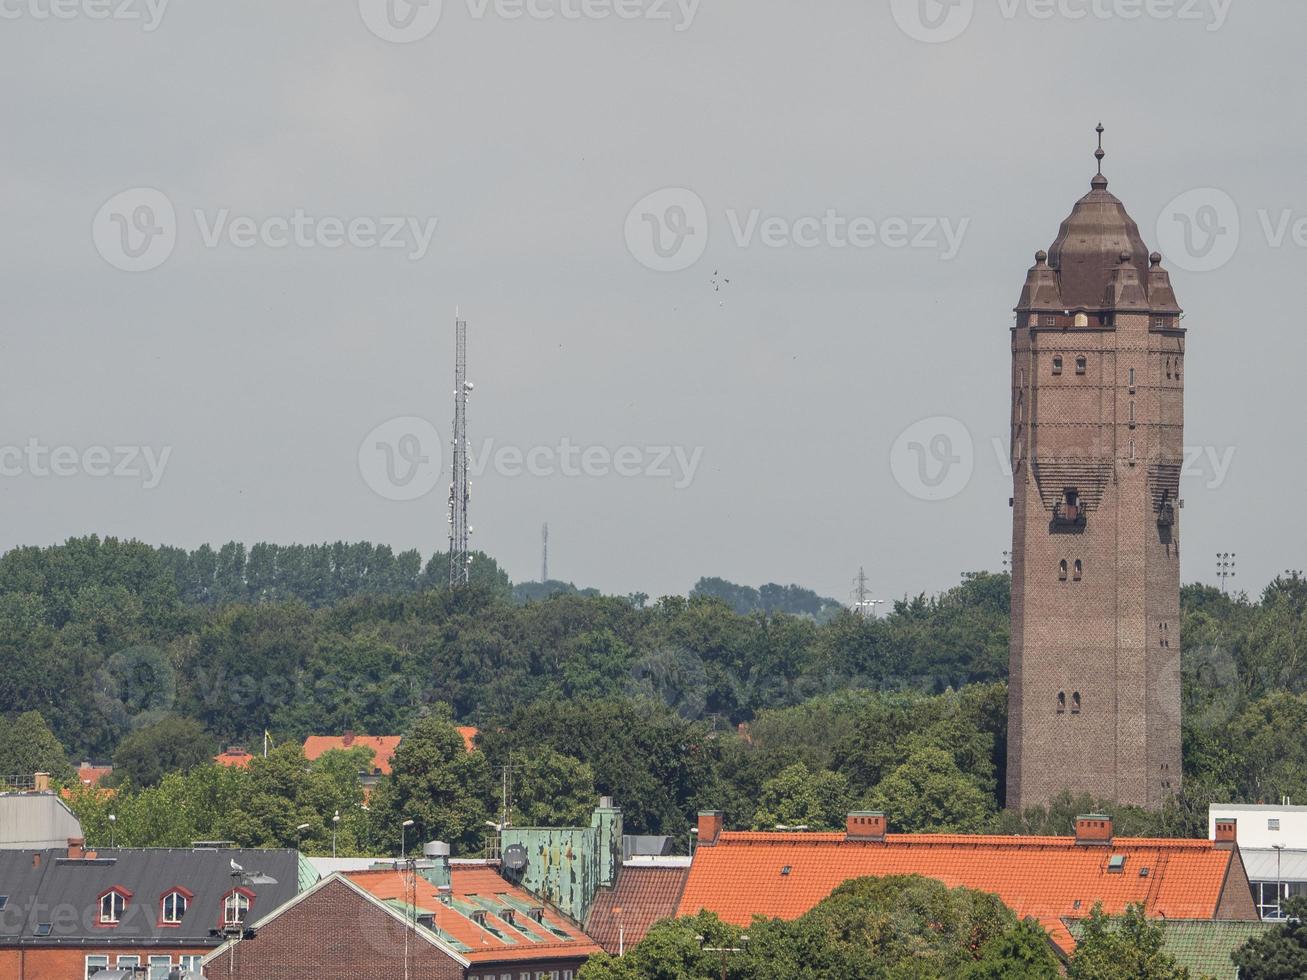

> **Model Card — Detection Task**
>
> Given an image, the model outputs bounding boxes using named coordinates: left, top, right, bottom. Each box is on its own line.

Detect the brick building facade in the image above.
left=1007, top=131, right=1185, bottom=810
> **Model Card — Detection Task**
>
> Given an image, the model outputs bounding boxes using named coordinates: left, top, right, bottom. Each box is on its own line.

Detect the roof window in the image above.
left=1107, top=855, right=1127, bottom=873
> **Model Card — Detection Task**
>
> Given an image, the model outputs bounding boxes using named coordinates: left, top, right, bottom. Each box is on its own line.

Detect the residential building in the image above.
left=0, top=792, right=84, bottom=849
left=0, top=840, right=306, bottom=979
left=345, top=848, right=600, bottom=979
left=302, top=733, right=402, bottom=777
left=1008, top=131, right=1186, bottom=809
left=1210, top=804, right=1307, bottom=919
left=203, top=874, right=465, bottom=980
left=678, top=810, right=1258, bottom=956
left=584, top=857, right=690, bottom=955
left=213, top=747, right=254, bottom=769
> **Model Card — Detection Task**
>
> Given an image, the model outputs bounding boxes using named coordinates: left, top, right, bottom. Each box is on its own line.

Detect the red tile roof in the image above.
left=347, top=865, right=602, bottom=964
left=214, top=747, right=254, bottom=768
left=678, top=832, right=1244, bottom=954
left=457, top=726, right=479, bottom=753
left=587, top=865, right=690, bottom=954
left=303, top=734, right=402, bottom=774
left=76, top=763, right=113, bottom=787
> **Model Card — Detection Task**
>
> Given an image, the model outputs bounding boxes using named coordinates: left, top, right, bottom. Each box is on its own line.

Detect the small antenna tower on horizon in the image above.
left=541, top=523, right=549, bottom=583
left=448, top=314, right=473, bottom=587
left=851, top=567, right=884, bottom=618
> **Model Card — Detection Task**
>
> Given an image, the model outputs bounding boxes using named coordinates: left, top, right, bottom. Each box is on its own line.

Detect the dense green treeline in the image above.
left=3, top=537, right=1307, bottom=846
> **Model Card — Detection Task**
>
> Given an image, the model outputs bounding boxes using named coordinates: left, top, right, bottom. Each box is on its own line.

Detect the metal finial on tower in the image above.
left=448, top=315, right=472, bottom=587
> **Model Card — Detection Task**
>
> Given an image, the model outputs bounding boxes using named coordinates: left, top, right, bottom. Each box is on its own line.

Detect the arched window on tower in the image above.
left=1052, top=356, right=1063, bottom=376
left=1072, top=692, right=1082, bottom=714
left=1076, top=356, right=1087, bottom=375
left=1057, top=692, right=1067, bottom=714
left=1074, top=560, right=1083, bottom=581
left=1059, top=560, right=1069, bottom=581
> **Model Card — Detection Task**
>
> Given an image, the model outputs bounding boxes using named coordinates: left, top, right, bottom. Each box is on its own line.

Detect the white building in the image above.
left=1210, top=803, right=1307, bottom=919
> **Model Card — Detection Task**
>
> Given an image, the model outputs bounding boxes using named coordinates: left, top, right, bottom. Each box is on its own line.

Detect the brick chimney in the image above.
left=1213, top=817, right=1238, bottom=849
left=34, top=772, right=50, bottom=792
left=696, top=811, right=724, bottom=847
left=342, top=731, right=355, bottom=747
left=1075, top=814, right=1113, bottom=846
left=67, top=837, right=86, bottom=860
left=846, top=811, right=887, bottom=842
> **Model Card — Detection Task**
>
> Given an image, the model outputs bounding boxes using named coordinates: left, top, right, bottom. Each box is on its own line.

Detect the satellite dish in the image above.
left=503, top=844, right=528, bottom=871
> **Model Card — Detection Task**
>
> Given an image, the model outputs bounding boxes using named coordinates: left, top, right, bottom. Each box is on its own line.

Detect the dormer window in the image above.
left=223, top=890, right=252, bottom=928
left=98, top=889, right=129, bottom=925
left=161, top=889, right=190, bottom=924
left=1052, top=356, right=1063, bottom=376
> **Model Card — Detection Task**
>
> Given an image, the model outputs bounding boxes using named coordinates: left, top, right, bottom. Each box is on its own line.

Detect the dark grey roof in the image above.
left=0, top=847, right=302, bottom=947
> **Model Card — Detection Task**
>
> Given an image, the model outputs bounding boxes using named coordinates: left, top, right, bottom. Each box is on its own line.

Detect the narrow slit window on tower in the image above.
left=1059, top=560, right=1069, bottom=581
left=1052, top=356, right=1063, bottom=376
left=1074, top=560, right=1083, bottom=581
left=1057, top=692, right=1066, bottom=714
left=1166, top=358, right=1173, bottom=380
left=1129, top=402, right=1136, bottom=428
left=1072, top=692, right=1082, bottom=714
left=1128, top=367, right=1136, bottom=391
left=1076, top=356, right=1087, bottom=375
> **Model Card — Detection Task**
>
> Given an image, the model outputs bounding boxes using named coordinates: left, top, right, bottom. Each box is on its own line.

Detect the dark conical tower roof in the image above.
left=1017, top=125, right=1181, bottom=316
left=1046, top=174, right=1151, bottom=311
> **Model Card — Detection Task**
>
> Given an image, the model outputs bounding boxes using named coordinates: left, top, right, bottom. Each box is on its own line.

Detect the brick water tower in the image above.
left=1007, top=127, right=1185, bottom=811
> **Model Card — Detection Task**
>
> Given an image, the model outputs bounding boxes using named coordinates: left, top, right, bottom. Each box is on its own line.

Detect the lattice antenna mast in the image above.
left=541, top=523, right=549, bottom=583
left=448, top=316, right=472, bottom=587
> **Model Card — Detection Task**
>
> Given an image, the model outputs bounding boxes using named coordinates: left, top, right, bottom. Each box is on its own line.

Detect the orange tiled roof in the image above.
left=214, top=747, right=254, bottom=768
left=76, top=763, right=113, bottom=787
left=303, top=734, right=402, bottom=775
left=347, top=865, right=602, bottom=964
left=678, top=832, right=1240, bottom=954
left=457, top=726, right=479, bottom=752
left=587, top=865, right=689, bottom=954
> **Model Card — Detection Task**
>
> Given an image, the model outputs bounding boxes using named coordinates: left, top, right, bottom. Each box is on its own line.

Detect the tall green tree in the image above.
left=112, top=715, right=215, bottom=788
left=0, top=711, right=73, bottom=782
left=1067, top=903, right=1190, bottom=980
left=751, top=762, right=853, bottom=831
left=1231, top=897, right=1307, bottom=980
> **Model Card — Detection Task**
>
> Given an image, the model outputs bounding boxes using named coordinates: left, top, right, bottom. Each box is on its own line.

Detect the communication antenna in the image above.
left=850, top=567, right=884, bottom=618
left=1216, top=552, right=1236, bottom=594
left=541, top=523, right=549, bottom=583
left=448, top=315, right=473, bottom=587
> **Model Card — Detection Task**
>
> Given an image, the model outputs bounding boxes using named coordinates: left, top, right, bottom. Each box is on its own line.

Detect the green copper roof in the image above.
left=1068, top=918, right=1274, bottom=980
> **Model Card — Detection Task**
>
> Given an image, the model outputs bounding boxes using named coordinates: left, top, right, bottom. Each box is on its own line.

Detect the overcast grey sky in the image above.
left=2, top=0, right=1303, bottom=603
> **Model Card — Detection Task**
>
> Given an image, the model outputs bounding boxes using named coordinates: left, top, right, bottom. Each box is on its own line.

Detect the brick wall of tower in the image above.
left=1007, top=309, right=1183, bottom=811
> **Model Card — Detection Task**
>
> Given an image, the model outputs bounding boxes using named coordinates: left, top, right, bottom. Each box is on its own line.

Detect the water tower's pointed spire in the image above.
left=1093, top=122, right=1108, bottom=189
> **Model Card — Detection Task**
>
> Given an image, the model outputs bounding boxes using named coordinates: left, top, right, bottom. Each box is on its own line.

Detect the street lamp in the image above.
left=401, top=819, right=415, bottom=860
left=295, top=823, right=311, bottom=852
left=332, top=811, right=340, bottom=859
left=696, top=932, right=750, bottom=980
left=108, top=814, right=116, bottom=847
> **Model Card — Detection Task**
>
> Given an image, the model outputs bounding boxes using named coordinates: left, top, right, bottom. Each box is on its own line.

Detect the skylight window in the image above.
left=1107, top=855, right=1127, bottom=873
left=0, top=896, right=7, bottom=911
left=34, top=923, right=52, bottom=937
